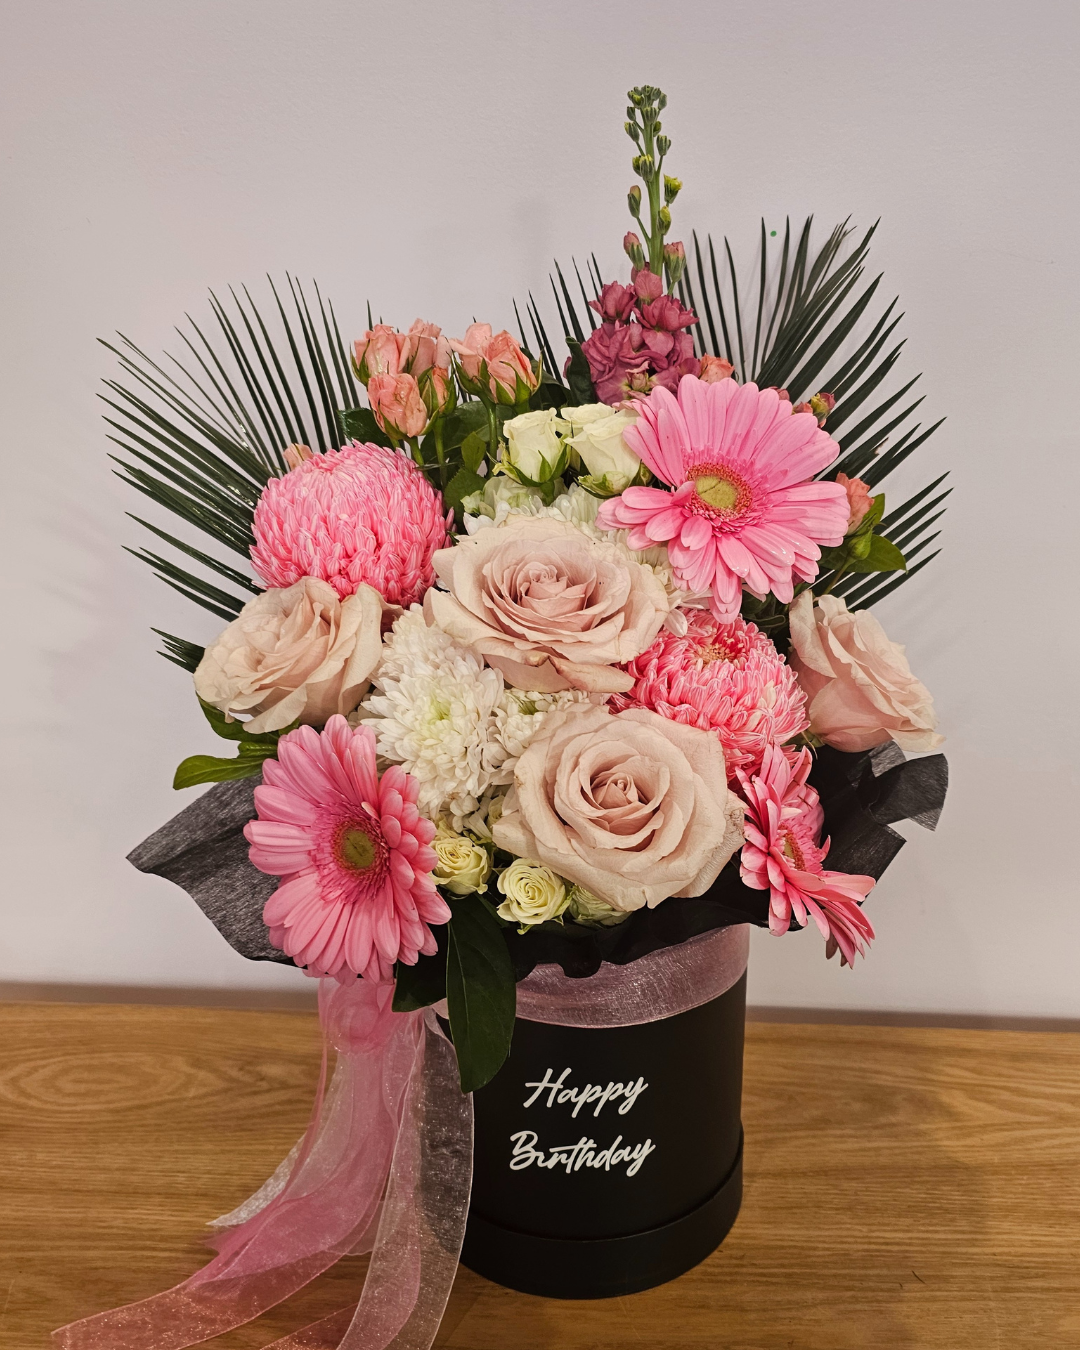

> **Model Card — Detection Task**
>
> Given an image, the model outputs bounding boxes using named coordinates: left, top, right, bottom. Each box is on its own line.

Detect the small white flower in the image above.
left=497, top=858, right=569, bottom=928
left=490, top=687, right=594, bottom=783
left=361, top=607, right=505, bottom=829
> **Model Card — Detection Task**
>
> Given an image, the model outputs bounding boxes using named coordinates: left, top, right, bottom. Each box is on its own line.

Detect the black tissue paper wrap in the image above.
left=128, top=742, right=948, bottom=982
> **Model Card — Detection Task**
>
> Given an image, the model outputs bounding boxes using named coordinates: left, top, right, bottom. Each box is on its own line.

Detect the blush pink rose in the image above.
left=699, top=354, right=735, bottom=384
left=194, top=578, right=387, bottom=735
left=788, top=592, right=943, bottom=753
left=493, top=704, right=745, bottom=912
left=425, top=516, right=670, bottom=693
left=368, top=372, right=429, bottom=438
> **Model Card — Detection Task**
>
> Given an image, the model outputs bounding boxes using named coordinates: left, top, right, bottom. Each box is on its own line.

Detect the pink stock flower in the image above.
left=590, top=281, right=637, bottom=323
left=250, top=441, right=452, bottom=606
left=647, top=330, right=700, bottom=393
left=579, top=322, right=651, bottom=404
left=448, top=323, right=539, bottom=404
left=699, top=355, right=735, bottom=384
left=737, top=745, right=876, bottom=966
left=597, top=376, right=849, bottom=622
left=632, top=269, right=664, bottom=302
left=835, top=472, right=874, bottom=534
left=610, top=610, right=809, bottom=778
left=638, top=292, right=698, bottom=334
left=368, top=372, right=429, bottom=438
left=246, top=717, right=449, bottom=983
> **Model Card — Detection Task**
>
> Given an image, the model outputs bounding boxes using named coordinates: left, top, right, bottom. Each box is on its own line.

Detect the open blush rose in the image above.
left=788, top=591, right=943, bottom=752
left=425, top=516, right=670, bottom=693
left=493, top=704, right=745, bottom=912
left=194, top=577, right=387, bottom=735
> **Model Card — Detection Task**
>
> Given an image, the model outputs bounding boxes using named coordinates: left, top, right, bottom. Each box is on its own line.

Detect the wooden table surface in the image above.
left=2, top=1003, right=1078, bottom=1349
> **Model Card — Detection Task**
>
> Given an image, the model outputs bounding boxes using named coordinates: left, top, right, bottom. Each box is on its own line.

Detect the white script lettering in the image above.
left=522, top=1067, right=649, bottom=1117
left=509, top=1130, right=656, bottom=1178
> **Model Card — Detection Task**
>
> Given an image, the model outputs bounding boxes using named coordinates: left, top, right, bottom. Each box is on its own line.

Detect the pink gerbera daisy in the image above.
left=597, top=375, right=849, bottom=622
left=610, top=610, right=808, bottom=778
left=737, top=745, right=876, bottom=966
left=250, top=441, right=452, bottom=606
left=244, top=716, right=450, bottom=983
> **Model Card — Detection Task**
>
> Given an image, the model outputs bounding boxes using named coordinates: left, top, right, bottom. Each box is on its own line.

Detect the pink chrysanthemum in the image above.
left=597, top=375, right=849, bottom=623
left=737, top=745, right=876, bottom=966
left=250, top=441, right=452, bottom=606
left=244, top=716, right=450, bottom=983
left=609, top=610, right=809, bottom=778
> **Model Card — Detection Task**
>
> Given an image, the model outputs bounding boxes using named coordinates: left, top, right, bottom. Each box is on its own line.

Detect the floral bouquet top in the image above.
left=115, top=87, right=946, bottom=1090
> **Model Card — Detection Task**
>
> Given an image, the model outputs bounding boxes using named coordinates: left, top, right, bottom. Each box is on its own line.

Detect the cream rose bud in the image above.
left=194, top=578, right=386, bottom=735
left=566, top=407, right=641, bottom=491
left=502, top=408, right=569, bottom=483
left=494, top=704, right=745, bottom=913
left=567, top=884, right=630, bottom=927
left=432, top=821, right=492, bottom=896
left=788, top=591, right=943, bottom=753
left=426, top=516, right=670, bottom=694
left=496, top=858, right=569, bottom=927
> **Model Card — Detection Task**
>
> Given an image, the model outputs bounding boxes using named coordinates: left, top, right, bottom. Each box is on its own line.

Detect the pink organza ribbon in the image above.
left=54, top=924, right=748, bottom=1350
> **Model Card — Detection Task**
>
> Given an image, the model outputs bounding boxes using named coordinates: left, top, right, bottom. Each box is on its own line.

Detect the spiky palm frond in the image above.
left=531, top=219, right=946, bottom=611
left=105, top=277, right=360, bottom=662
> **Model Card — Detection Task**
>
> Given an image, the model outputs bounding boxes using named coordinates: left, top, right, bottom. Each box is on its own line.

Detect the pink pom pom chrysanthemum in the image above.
left=737, top=745, right=876, bottom=966
left=597, top=375, right=849, bottom=623
left=609, top=610, right=808, bottom=778
left=250, top=441, right=452, bottom=607
left=244, top=716, right=450, bottom=983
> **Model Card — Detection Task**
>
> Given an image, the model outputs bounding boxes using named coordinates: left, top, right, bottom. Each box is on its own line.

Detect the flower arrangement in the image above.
left=56, top=83, right=955, bottom=1349
left=109, top=85, right=947, bottom=1095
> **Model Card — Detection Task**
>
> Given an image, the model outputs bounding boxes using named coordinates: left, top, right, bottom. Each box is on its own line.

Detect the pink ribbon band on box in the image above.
left=53, top=925, right=749, bottom=1350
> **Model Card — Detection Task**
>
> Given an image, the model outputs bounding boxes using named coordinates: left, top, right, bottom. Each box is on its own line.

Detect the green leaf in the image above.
left=393, top=937, right=448, bottom=1012
left=843, top=533, right=907, bottom=574
left=529, top=380, right=569, bottom=411
left=564, top=339, right=596, bottom=406
left=196, top=697, right=289, bottom=744
left=443, top=465, right=487, bottom=517
left=439, top=401, right=488, bottom=450
left=445, top=892, right=516, bottom=1093
left=172, top=750, right=273, bottom=789
left=339, top=406, right=394, bottom=447
left=460, top=430, right=488, bottom=473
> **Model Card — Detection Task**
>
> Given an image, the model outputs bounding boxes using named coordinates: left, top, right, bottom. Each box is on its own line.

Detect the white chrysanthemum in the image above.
left=361, top=607, right=505, bottom=829
left=463, top=480, right=708, bottom=632
left=489, top=688, right=593, bottom=784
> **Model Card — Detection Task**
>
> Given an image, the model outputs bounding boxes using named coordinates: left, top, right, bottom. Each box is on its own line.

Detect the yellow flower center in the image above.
left=337, top=826, right=377, bottom=872
left=694, top=474, right=740, bottom=511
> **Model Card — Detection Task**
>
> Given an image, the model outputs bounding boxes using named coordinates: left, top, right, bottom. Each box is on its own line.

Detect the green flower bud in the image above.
left=656, top=134, right=671, bottom=156
left=664, top=174, right=682, bottom=204
left=627, top=184, right=642, bottom=216
left=658, top=205, right=672, bottom=233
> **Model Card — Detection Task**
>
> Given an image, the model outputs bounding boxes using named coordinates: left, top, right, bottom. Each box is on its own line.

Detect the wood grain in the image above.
left=1, top=1004, right=1078, bottom=1349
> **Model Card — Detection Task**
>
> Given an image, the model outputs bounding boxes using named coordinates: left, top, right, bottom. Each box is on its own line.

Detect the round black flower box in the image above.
left=460, top=971, right=747, bottom=1299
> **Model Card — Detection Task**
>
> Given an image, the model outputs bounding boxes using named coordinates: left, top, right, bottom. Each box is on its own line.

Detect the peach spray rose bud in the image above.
left=419, top=365, right=456, bottom=419
left=352, top=324, right=406, bottom=384
left=283, top=443, right=314, bottom=469
left=698, top=355, right=735, bottom=384
left=834, top=472, right=874, bottom=534
left=448, top=324, right=540, bottom=405
left=400, top=319, right=450, bottom=376
left=368, top=372, right=429, bottom=439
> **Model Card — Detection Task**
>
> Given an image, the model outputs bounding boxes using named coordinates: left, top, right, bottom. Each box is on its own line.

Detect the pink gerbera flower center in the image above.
left=686, top=461, right=756, bottom=528
left=334, top=818, right=387, bottom=878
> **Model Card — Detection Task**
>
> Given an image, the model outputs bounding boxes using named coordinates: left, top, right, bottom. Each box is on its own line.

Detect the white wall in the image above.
left=2, top=0, right=1077, bottom=1015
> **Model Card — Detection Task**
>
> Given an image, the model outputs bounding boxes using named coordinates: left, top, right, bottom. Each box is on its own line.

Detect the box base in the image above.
left=460, top=1130, right=743, bottom=1299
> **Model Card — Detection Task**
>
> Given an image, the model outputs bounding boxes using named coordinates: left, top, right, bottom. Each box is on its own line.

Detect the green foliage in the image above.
left=105, top=277, right=359, bottom=643
left=339, top=406, right=393, bottom=447
left=392, top=938, right=449, bottom=1011
left=445, top=892, right=517, bottom=1093
left=172, top=743, right=276, bottom=789
left=564, top=338, right=597, bottom=405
